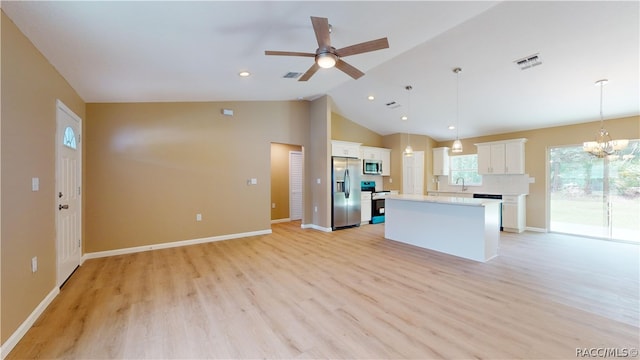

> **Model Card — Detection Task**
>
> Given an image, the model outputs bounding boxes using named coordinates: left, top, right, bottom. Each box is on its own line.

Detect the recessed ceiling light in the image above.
left=238, top=71, right=251, bottom=77
left=401, top=115, right=408, bottom=121
left=367, top=95, right=375, bottom=101
left=448, top=125, right=456, bottom=130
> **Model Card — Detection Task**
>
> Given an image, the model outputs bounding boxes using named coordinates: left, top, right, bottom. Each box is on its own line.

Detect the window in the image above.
left=63, top=126, right=77, bottom=149
left=449, top=154, right=482, bottom=186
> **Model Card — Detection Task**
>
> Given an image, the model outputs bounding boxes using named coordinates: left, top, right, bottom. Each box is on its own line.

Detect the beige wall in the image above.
left=382, top=133, right=437, bottom=193
left=331, top=112, right=384, bottom=147
left=85, top=101, right=310, bottom=253
left=1, top=11, right=85, bottom=343
left=308, top=96, right=332, bottom=229
left=270, top=143, right=302, bottom=220
left=435, top=116, right=640, bottom=229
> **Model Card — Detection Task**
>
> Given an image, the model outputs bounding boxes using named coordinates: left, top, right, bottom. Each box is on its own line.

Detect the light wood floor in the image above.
left=8, top=222, right=639, bottom=359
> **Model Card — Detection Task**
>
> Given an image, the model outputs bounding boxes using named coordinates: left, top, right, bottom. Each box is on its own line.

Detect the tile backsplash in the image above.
left=433, top=174, right=532, bottom=195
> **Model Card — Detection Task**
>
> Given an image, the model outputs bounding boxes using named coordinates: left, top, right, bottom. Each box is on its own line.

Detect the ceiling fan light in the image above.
left=452, top=139, right=463, bottom=153
left=316, top=53, right=337, bottom=69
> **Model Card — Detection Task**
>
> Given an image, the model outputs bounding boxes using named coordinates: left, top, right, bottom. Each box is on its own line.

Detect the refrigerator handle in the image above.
left=345, top=168, right=350, bottom=199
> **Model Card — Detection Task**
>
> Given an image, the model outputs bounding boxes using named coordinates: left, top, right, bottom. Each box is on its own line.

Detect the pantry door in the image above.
left=403, top=151, right=424, bottom=195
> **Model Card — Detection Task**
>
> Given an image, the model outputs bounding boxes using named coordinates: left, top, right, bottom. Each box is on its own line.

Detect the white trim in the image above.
left=1, top=287, right=59, bottom=359
left=525, top=226, right=547, bottom=233
left=271, top=218, right=291, bottom=224
left=301, top=223, right=332, bottom=232
left=82, top=229, right=272, bottom=261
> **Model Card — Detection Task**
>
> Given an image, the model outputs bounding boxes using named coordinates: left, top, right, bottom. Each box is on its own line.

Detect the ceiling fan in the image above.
left=265, top=16, right=389, bottom=81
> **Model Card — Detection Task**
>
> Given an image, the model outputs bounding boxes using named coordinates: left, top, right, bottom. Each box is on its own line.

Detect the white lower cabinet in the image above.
left=361, top=191, right=372, bottom=224
left=502, top=194, right=526, bottom=233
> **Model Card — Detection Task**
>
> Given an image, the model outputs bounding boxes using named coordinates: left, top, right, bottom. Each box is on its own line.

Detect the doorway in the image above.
left=270, top=143, right=303, bottom=223
left=56, top=100, right=82, bottom=286
left=549, top=140, right=639, bottom=242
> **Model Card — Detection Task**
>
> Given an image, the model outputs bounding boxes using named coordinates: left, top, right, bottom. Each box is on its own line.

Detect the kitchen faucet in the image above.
left=456, top=177, right=467, bottom=192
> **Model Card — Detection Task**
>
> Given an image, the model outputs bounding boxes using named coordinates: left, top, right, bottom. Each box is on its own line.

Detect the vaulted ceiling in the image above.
left=3, top=1, right=638, bottom=141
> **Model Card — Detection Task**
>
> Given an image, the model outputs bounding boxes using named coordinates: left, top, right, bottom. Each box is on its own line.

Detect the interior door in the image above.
left=56, top=100, right=82, bottom=286
left=289, top=151, right=303, bottom=221
left=403, top=151, right=424, bottom=194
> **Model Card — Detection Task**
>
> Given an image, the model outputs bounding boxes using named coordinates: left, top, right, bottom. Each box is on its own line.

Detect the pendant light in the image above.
left=451, top=67, right=463, bottom=153
left=404, top=85, right=414, bottom=156
left=583, top=79, right=628, bottom=158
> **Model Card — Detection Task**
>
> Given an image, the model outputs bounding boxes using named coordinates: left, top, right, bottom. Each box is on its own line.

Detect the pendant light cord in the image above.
left=599, top=80, right=604, bottom=129
left=456, top=70, right=460, bottom=140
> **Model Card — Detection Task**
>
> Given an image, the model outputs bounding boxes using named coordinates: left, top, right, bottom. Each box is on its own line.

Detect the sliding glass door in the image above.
left=549, top=140, right=639, bottom=242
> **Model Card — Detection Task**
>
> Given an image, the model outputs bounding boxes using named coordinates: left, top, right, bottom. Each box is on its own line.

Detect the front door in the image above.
left=56, top=100, right=82, bottom=286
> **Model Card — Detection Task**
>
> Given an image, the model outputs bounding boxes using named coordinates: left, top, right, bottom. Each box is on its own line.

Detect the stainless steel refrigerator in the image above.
left=332, top=156, right=361, bottom=230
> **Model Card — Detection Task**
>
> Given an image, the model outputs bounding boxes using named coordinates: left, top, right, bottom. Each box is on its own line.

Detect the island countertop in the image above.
left=387, top=194, right=502, bottom=207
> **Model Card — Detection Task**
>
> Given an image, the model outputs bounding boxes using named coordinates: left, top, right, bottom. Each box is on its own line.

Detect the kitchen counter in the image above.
left=385, top=195, right=501, bottom=262
left=388, top=194, right=501, bottom=206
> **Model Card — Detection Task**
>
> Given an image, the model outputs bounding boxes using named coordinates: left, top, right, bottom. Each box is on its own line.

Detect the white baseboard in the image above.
left=301, top=223, right=332, bottom=232
left=1, top=287, right=59, bottom=359
left=270, top=218, right=291, bottom=224
left=525, top=226, right=547, bottom=233
left=83, top=229, right=272, bottom=261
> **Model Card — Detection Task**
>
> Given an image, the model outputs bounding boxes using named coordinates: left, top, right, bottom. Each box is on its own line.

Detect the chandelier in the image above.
left=583, top=79, right=628, bottom=157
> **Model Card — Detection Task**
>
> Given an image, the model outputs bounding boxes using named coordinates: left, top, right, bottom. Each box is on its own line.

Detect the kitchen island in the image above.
left=384, top=194, right=502, bottom=262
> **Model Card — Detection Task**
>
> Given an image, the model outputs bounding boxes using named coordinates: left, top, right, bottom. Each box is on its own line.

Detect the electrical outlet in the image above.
left=31, top=256, right=38, bottom=273
left=389, top=178, right=393, bottom=183
left=196, top=213, right=202, bottom=221
left=272, top=203, right=276, bottom=208
left=314, top=206, right=318, bottom=212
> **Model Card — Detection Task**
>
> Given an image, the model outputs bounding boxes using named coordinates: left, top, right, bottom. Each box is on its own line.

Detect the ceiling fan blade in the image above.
left=335, top=38, right=389, bottom=57
left=265, top=50, right=316, bottom=57
left=310, top=16, right=331, bottom=49
left=335, top=59, right=365, bottom=80
left=298, top=63, right=320, bottom=81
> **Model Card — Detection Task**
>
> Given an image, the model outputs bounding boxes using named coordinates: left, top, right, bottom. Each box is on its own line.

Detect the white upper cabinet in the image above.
left=360, top=146, right=391, bottom=176
left=475, top=138, right=527, bottom=175
left=332, top=140, right=361, bottom=158
left=432, top=147, right=450, bottom=176
left=380, top=148, right=391, bottom=176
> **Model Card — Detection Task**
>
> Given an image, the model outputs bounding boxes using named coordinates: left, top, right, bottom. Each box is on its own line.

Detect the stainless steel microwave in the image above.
left=363, top=159, right=382, bottom=175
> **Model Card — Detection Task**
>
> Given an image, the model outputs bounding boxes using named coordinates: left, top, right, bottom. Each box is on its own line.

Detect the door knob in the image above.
left=59, top=204, right=69, bottom=210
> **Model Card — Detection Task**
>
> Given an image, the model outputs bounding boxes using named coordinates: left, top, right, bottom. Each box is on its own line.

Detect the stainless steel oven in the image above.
left=371, top=191, right=389, bottom=224
left=361, top=181, right=387, bottom=224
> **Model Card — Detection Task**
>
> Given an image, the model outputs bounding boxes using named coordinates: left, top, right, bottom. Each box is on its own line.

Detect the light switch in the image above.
left=196, top=213, right=202, bottom=221
left=251, top=178, right=258, bottom=185
left=32, top=177, right=39, bottom=192
left=316, top=178, right=321, bottom=184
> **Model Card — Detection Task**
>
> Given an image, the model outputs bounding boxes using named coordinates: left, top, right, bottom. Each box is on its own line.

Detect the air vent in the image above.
left=386, top=101, right=401, bottom=109
left=283, top=72, right=303, bottom=79
left=515, top=53, right=542, bottom=70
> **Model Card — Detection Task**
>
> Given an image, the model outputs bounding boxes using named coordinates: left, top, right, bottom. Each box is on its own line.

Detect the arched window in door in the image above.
left=63, top=126, right=77, bottom=149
